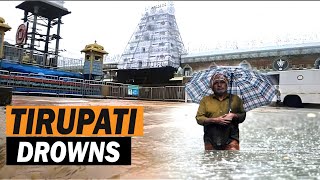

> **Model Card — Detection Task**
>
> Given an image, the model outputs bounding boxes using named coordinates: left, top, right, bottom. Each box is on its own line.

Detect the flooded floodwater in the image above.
left=0, top=95, right=320, bottom=179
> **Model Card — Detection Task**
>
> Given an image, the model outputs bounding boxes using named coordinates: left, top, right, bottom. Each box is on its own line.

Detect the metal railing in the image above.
left=3, top=45, right=84, bottom=72
left=0, top=69, right=186, bottom=102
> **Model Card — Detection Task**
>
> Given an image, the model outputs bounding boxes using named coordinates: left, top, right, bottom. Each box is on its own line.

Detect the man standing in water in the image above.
left=196, top=73, right=246, bottom=150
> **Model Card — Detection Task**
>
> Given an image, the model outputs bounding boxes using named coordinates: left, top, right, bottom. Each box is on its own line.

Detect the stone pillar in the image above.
left=0, top=17, right=12, bottom=106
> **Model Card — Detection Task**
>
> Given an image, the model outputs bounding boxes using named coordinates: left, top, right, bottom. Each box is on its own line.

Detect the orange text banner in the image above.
left=6, top=106, right=144, bottom=136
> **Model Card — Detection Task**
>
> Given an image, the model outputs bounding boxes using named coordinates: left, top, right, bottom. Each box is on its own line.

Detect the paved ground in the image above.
left=0, top=95, right=319, bottom=179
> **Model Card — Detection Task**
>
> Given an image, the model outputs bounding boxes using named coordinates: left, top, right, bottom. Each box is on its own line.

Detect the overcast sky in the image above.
left=2, top=1, right=320, bottom=59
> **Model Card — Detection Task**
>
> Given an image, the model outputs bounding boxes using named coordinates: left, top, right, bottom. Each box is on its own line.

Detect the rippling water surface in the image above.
left=0, top=96, right=319, bottom=179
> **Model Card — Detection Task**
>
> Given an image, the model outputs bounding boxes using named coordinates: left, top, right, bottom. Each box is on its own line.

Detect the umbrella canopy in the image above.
left=185, top=66, right=277, bottom=111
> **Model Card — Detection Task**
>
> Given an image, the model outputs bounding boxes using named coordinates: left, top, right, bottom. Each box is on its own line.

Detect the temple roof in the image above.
left=182, top=42, right=320, bottom=63
left=0, top=17, right=11, bottom=31
left=81, top=41, right=108, bottom=55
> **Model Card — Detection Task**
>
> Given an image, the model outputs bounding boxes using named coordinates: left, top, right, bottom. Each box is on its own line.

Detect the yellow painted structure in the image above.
left=81, top=41, right=108, bottom=79
left=0, top=17, right=11, bottom=59
left=81, top=41, right=108, bottom=60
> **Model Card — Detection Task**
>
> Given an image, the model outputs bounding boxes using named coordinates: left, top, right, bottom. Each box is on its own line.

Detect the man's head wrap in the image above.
left=210, top=73, right=228, bottom=87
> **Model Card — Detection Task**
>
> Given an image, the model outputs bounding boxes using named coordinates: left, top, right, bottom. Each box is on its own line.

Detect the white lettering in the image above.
left=34, top=142, right=50, bottom=162
left=68, top=142, right=90, bottom=162
left=88, top=142, right=105, bottom=162
left=16, top=141, right=121, bottom=163
left=105, top=141, right=120, bottom=162
left=17, top=142, right=33, bottom=162
left=50, top=141, right=66, bottom=163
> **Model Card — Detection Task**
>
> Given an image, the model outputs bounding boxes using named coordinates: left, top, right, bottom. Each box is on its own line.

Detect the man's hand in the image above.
left=222, top=113, right=238, bottom=121
left=205, top=115, right=232, bottom=126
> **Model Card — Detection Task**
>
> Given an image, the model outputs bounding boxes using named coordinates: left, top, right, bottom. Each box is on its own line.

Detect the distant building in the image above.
left=103, top=63, right=118, bottom=82
left=117, top=2, right=186, bottom=85
left=178, top=42, right=320, bottom=84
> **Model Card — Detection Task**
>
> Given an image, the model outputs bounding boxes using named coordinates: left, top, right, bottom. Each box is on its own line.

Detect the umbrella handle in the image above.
left=228, top=72, right=234, bottom=113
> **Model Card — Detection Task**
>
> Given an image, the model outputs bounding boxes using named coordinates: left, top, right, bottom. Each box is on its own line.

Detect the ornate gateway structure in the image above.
left=117, top=2, right=186, bottom=84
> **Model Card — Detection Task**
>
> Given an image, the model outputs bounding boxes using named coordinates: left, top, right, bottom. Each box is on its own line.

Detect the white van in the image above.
left=264, top=69, right=320, bottom=107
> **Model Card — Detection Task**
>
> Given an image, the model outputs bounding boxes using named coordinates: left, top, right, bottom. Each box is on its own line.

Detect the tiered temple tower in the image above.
left=117, top=1, right=186, bottom=84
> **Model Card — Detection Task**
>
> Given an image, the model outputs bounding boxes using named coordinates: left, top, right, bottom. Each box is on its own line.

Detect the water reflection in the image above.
left=122, top=105, right=320, bottom=179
